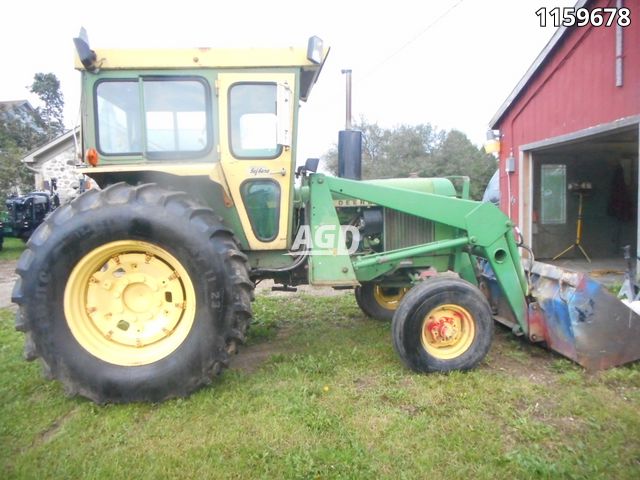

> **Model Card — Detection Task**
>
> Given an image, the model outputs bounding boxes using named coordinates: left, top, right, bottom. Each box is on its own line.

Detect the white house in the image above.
left=22, top=127, right=85, bottom=203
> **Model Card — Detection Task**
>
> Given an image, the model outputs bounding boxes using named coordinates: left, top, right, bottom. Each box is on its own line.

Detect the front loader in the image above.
left=11, top=32, right=640, bottom=403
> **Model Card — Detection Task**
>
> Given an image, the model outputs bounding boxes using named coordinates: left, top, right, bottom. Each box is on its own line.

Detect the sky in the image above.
left=1, top=0, right=574, bottom=161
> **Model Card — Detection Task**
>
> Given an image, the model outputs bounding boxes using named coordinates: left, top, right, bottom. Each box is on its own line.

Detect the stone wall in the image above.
left=39, top=145, right=83, bottom=204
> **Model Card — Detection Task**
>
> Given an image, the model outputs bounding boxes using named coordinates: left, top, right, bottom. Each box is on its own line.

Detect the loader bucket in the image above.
left=526, top=261, right=640, bottom=370
left=481, top=261, right=640, bottom=370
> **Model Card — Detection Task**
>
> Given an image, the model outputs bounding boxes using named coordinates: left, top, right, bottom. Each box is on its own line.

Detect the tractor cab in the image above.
left=74, top=31, right=327, bottom=252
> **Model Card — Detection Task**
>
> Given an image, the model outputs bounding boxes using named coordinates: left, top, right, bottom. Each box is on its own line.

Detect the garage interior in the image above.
left=529, top=125, right=639, bottom=280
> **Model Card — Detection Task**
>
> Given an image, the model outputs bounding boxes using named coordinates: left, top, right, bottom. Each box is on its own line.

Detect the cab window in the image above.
left=96, top=81, right=141, bottom=154
left=95, top=77, right=212, bottom=159
left=229, top=83, right=280, bottom=159
left=240, top=180, right=280, bottom=241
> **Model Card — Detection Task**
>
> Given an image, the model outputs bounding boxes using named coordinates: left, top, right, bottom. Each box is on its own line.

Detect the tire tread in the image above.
left=13, top=183, right=254, bottom=403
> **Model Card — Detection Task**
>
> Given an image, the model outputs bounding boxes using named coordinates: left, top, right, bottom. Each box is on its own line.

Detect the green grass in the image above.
left=606, top=282, right=623, bottom=295
left=0, top=237, right=25, bottom=261
left=2, top=295, right=640, bottom=479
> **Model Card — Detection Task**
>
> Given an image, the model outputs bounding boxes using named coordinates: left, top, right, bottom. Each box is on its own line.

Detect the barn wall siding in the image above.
left=495, top=0, right=640, bottom=222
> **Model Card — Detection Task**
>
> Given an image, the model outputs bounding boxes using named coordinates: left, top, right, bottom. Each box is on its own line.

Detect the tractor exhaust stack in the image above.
left=343, top=68, right=353, bottom=130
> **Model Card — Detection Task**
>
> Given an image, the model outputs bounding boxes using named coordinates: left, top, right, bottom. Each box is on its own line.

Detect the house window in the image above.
left=229, top=83, right=280, bottom=159
left=540, top=164, right=566, bottom=224
left=95, top=77, right=212, bottom=159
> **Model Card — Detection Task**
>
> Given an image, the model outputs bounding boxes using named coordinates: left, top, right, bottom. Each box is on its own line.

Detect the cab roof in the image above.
left=75, top=47, right=326, bottom=70
left=75, top=47, right=329, bottom=101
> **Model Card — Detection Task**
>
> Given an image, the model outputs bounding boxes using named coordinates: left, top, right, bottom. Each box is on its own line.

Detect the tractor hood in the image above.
left=362, top=178, right=457, bottom=197
left=331, top=178, right=458, bottom=204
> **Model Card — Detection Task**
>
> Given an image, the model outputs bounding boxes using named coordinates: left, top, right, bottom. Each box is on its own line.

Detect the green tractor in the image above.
left=12, top=31, right=640, bottom=403
left=1, top=183, right=59, bottom=249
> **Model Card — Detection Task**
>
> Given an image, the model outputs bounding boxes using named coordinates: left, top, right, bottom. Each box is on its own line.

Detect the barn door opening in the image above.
left=528, top=127, right=638, bottom=270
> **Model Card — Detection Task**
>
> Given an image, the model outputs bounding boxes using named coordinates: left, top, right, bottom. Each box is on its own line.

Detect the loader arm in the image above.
left=308, top=174, right=530, bottom=333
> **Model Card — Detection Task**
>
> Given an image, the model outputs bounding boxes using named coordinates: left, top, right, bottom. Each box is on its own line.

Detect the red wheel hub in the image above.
left=427, top=312, right=462, bottom=341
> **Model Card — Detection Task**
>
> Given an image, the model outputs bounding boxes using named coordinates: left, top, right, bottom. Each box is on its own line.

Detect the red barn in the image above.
left=490, top=0, right=639, bottom=264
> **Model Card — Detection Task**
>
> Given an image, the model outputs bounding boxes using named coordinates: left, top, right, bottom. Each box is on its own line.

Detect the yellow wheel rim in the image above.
left=64, top=240, right=196, bottom=366
left=421, top=304, right=475, bottom=360
left=373, top=286, right=409, bottom=311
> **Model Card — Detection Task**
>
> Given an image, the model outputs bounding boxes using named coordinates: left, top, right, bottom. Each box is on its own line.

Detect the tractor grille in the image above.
left=383, top=208, right=434, bottom=251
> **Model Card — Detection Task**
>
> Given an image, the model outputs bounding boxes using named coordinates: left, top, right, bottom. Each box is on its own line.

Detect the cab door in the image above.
left=217, top=73, right=296, bottom=250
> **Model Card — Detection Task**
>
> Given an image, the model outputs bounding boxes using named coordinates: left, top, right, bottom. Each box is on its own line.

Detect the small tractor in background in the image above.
left=0, top=180, right=59, bottom=250
left=11, top=31, right=640, bottom=403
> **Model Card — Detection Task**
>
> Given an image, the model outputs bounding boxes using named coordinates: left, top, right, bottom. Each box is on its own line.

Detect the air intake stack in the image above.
left=338, top=69, right=362, bottom=180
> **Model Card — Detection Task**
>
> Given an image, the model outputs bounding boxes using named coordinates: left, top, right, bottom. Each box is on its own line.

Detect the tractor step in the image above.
left=271, top=285, right=298, bottom=292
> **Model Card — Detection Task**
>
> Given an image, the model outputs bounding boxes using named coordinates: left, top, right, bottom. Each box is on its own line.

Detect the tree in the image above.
left=324, top=119, right=390, bottom=178
left=322, top=120, right=496, bottom=200
left=29, top=73, right=65, bottom=140
left=0, top=125, right=34, bottom=204
left=430, top=129, right=497, bottom=199
left=0, top=72, right=64, bottom=204
left=324, top=120, right=445, bottom=180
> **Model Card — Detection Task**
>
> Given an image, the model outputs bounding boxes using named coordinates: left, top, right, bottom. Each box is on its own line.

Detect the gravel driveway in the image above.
left=0, top=260, right=17, bottom=310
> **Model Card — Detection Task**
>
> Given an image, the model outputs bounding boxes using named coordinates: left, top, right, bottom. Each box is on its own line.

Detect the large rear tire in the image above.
left=392, top=277, right=493, bottom=372
left=12, top=183, right=253, bottom=403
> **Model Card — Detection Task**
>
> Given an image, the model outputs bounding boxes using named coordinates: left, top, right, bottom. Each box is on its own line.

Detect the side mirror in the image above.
left=73, top=27, right=98, bottom=72
left=306, top=36, right=324, bottom=64
left=305, top=158, right=319, bottom=173
left=295, top=158, right=319, bottom=177
left=276, top=82, right=292, bottom=147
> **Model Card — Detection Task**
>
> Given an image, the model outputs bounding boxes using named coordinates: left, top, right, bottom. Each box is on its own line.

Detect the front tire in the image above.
left=355, top=283, right=409, bottom=321
left=12, top=183, right=253, bottom=403
left=392, top=277, right=493, bottom=372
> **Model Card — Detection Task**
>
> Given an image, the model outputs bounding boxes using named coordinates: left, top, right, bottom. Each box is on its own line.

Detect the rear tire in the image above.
left=355, top=283, right=409, bottom=321
left=392, top=277, right=493, bottom=372
left=12, top=183, right=253, bottom=403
